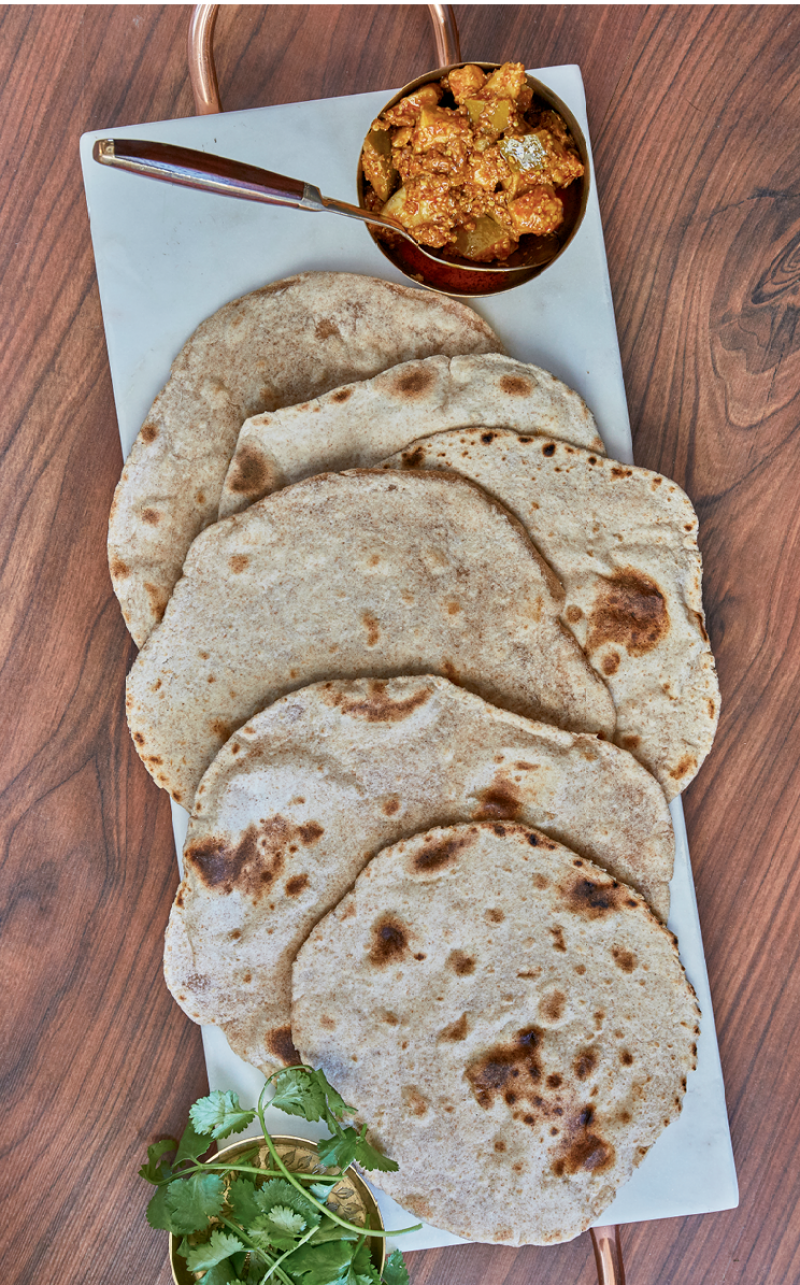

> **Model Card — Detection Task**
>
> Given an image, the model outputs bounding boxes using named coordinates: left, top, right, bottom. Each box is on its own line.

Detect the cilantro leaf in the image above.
left=270, top=1068, right=327, bottom=1122
left=254, top=1178, right=321, bottom=1228
left=175, top=1115, right=213, bottom=1164
left=139, top=1137, right=177, bottom=1184
left=184, top=1229, right=245, bottom=1271
left=165, top=1172, right=226, bottom=1233
left=312, top=1069, right=353, bottom=1122
left=309, top=1182, right=336, bottom=1202
left=226, top=1176, right=261, bottom=1224
left=354, top=1138, right=399, bottom=1174
left=382, top=1250, right=410, bottom=1285
left=308, top=1220, right=361, bottom=1246
left=190, top=1090, right=256, bottom=1140
left=201, top=1264, right=240, bottom=1285
left=283, top=1238, right=355, bottom=1284
left=249, top=1204, right=310, bottom=1252
left=317, top=1128, right=359, bottom=1172
left=267, top=1206, right=307, bottom=1236
left=145, top=1184, right=173, bottom=1231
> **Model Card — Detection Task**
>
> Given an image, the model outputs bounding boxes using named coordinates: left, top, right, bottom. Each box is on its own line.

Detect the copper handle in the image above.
left=591, top=1225, right=627, bottom=1285
left=187, top=3, right=461, bottom=116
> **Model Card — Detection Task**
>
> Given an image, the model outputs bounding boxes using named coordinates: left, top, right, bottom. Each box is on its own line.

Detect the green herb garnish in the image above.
left=140, top=1064, right=416, bottom=1285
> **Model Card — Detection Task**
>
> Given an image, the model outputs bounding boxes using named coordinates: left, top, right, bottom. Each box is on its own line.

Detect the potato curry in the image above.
left=361, top=62, right=585, bottom=262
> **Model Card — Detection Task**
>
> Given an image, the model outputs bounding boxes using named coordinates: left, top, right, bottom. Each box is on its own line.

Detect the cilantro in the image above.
left=227, top=1176, right=261, bottom=1224
left=353, top=1138, right=399, bottom=1175
left=139, top=1063, right=418, bottom=1285
left=139, top=1137, right=177, bottom=1184
left=145, top=1183, right=173, bottom=1231
left=189, top=1090, right=256, bottom=1139
left=254, top=1177, right=322, bottom=1227
left=270, top=1068, right=328, bottom=1121
left=165, top=1172, right=225, bottom=1233
left=317, top=1128, right=359, bottom=1172
left=183, top=1229, right=245, bottom=1271
left=382, top=1250, right=410, bottom=1285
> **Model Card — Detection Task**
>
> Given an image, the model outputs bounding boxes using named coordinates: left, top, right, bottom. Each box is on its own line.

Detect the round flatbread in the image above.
left=382, top=430, right=720, bottom=797
left=108, top=272, right=500, bottom=646
left=218, top=353, right=604, bottom=518
left=126, top=469, right=615, bottom=805
left=292, top=822, right=700, bottom=1246
left=164, top=675, right=673, bottom=1074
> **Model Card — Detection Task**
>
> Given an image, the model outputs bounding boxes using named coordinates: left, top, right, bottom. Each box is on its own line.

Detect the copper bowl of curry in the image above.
left=357, top=61, right=591, bottom=297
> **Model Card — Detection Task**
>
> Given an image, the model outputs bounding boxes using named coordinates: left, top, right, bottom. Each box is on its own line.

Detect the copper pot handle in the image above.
left=591, top=1225, right=627, bottom=1285
left=187, top=3, right=461, bottom=116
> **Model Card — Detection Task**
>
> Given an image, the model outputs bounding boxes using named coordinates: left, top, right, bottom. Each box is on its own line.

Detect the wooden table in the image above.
left=3, top=6, right=799, bottom=1281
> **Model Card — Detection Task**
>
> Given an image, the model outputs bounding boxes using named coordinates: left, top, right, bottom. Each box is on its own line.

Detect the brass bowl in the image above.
left=357, top=62, right=591, bottom=297
left=169, top=1134, right=386, bottom=1284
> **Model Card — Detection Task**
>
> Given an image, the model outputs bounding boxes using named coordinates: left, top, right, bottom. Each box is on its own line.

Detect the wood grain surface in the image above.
left=2, top=5, right=799, bottom=1282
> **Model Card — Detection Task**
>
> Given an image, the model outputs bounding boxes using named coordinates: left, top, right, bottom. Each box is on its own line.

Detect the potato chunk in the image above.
left=507, top=186, right=564, bottom=236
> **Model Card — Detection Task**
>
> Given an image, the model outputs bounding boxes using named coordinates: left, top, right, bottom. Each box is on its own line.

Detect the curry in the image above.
left=361, top=62, right=585, bottom=263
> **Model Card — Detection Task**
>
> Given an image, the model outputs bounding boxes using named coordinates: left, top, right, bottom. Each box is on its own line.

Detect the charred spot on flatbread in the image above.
left=412, top=830, right=473, bottom=873
left=368, top=913, right=410, bottom=966
left=391, top=364, right=437, bottom=399
left=563, top=875, right=627, bottom=919
left=498, top=374, right=534, bottom=397
left=265, top=1025, right=301, bottom=1065
left=466, top=1026, right=544, bottom=1111
left=474, top=774, right=523, bottom=821
left=226, top=443, right=276, bottom=500
left=321, top=678, right=432, bottom=723
left=186, top=815, right=321, bottom=898
left=551, top=1105, right=616, bottom=1177
left=587, top=569, right=669, bottom=657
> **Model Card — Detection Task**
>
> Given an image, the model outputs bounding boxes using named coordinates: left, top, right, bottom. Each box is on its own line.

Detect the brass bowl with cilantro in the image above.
left=141, top=1065, right=417, bottom=1285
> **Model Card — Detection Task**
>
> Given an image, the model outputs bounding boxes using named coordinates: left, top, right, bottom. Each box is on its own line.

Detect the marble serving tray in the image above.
left=80, top=64, right=738, bottom=1252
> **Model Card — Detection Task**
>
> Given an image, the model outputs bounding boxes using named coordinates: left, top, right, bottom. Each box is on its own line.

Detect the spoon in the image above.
left=91, top=137, right=535, bottom=296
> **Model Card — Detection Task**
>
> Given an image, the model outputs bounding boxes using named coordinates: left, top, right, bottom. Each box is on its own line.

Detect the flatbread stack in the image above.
left=164, top=675, right=674, bottom=1075
left=292, top=822, right=700, bottom=1245
left=126, top=468, right=615, bottom=805
left=108, top=271, right=500, bottom=647
left=107, top=271, right=719, bottom=1243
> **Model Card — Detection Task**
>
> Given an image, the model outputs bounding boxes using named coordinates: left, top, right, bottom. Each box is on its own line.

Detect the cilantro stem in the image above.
left=254, top=1094, right=421, bottom=1240
left=258, top=1222, right=318, bottom=1283
left=215, top=1215, right=295, bottom=1285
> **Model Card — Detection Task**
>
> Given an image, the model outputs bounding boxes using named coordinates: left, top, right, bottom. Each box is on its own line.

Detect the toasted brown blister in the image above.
left=382, top=429, right=719, bottom=797
left=108, top=272, right=500, bottom=646
left=127, top=469, right=615, bottom=804
left=164, top=675, right=672, bottom=1074
left=292, top=822, right=700, bottom=1245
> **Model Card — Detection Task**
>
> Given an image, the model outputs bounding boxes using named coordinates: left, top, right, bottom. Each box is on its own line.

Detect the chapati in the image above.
left=126, top=469, right=615, bottom=804
left=382, top=430, right=719, bottom=797
left=292, top=821, right=700, bottom=1245
left=164, top=674, right=673, bottom=1074
left=108, top=272, right=500, bottom=646
left=218, top=353, right=604, bottom=518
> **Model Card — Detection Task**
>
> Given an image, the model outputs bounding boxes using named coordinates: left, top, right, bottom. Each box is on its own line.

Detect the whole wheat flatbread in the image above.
left=292, top=822, right=700, bottom=1246
left=164, top=675, right=673, bottom=1074
left=218, top=354, right=604, bottom=518
left=126, top=469, right=615, bottom=805
left=108, top=272, right=500, bottom=646
left=382, top=430, right=719, bottom=797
